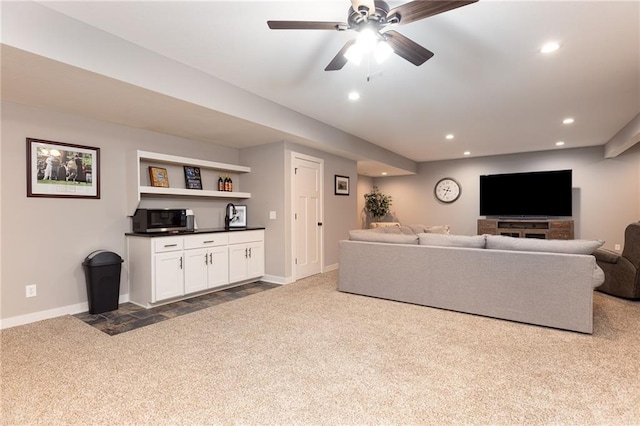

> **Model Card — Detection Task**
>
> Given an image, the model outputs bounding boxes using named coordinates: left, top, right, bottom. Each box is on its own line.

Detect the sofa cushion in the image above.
left=485, top=235, right=605, bottom=255
left=349, top=230, right=419, bottom=245
left=418, top=233, right=486, bottom=249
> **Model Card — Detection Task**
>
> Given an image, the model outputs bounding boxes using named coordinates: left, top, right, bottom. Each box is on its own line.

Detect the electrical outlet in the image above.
left=26, top=284, right=37, bottom=298
left=614, top=244, right=621, bottom=251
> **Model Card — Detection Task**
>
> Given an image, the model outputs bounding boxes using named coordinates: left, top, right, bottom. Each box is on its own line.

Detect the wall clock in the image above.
left=434, top=177, right=461, bottom=203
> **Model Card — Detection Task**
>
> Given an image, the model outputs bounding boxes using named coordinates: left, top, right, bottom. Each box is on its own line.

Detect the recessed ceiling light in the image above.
left=446, top=134, right=454, bottom=140
left=348, top=91, right=360, bottom=101
left=540, top=41, right=560, bottom=54
left=562, top=118, right=574, bottom=124
left=463, top=151, right=471, bottom=156
left=556, top=141, right=565, bottom=146
left=381, top=172, right=388, bottom=176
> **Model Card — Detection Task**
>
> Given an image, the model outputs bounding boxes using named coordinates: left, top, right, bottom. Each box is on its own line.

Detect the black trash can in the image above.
left=82, top=250, right=123, bottom=314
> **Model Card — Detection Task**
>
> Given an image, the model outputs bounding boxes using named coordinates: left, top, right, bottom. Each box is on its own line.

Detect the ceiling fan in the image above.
left=267, top=0, right=478, bottom=71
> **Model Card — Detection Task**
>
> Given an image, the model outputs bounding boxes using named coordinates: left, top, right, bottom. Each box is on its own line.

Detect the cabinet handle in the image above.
left=179, top=256, right=183, bottom=269
left=209, top=253, right=212, bottom=263
left=249, top=248, right=252, bottom=258
left=164, top=243, right=178, bottom=248
left=205, top=253, right=208, bottom=265
left=245, top=248, right=248, bottom=258
left=203, top=240, right=214, bottom=244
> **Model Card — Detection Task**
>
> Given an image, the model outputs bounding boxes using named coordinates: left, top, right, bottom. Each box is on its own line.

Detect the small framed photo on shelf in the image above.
left=183, top=166, right=202, bottom=190
left=230, top=205, right=247, bottom=228
left=149, top=166, right=169, bottom=188
left=334, top=175, right=350, bottom=196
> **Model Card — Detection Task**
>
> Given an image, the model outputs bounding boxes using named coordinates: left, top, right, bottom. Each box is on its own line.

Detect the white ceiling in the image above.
left=5, top=1, right=640, bottom=175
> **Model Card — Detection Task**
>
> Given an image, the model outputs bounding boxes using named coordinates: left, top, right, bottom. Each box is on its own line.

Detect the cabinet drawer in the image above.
left=549, top=230, right=572, bottom=240
left=228, top=230, right=264, bottom=244
left=153, top=237, right=184, bottom=253
left=184, top=233, right=229, bottom=249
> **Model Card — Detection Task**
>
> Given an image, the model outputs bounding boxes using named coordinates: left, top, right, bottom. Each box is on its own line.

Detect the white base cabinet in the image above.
left=127, top=230, right=263, bottom=308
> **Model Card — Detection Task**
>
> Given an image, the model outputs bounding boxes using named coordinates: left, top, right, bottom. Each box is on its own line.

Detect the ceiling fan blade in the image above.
left=351, top=0, right=376, bottom=15
left=387, top=0, right=478, bottom=26
left=325, top=39, right=357, bottom=71
left=267, top=21, right=348, bottom=30
left=384, top=30, right=434, bottom=66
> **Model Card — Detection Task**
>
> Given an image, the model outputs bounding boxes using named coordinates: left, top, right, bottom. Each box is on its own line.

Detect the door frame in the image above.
left=290, top=151, right=324, bottom=282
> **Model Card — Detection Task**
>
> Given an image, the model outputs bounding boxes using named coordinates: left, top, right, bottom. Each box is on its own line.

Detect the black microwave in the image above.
left=132, top=208, right=187, bottom=233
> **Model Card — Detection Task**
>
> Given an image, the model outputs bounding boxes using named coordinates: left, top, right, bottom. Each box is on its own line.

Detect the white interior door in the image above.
left=294, top=155, right=323, bottom=279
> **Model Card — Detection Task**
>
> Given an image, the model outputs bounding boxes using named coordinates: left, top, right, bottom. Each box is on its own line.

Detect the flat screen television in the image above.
left=479, top=169, right=572, bottom=217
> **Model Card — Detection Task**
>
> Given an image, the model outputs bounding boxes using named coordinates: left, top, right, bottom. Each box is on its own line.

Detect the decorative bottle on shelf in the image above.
left=224, top=174, right=230, bottom=192
left=228, top=175, right=233, bottom=192
left=218, top=174, right=224, bottom=191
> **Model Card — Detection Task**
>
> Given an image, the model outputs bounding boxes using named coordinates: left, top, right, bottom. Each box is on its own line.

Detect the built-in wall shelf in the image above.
left=127, top=150, right=251, bottom=214
left=138, top=186, right=250, bottom=198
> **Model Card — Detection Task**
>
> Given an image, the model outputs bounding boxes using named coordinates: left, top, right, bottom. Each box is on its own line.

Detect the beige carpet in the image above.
left=1, top=270, right=639, bottom=425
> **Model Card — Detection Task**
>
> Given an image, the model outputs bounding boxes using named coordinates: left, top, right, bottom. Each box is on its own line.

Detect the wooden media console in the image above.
left=477, top=219, right=574, bottom=240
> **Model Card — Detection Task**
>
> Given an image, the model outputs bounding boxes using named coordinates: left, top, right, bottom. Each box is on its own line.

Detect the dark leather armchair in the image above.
left=594, top=222, right=640, bottom=300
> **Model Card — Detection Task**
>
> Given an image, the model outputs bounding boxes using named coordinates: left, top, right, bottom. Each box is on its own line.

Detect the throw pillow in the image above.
left=417, top=233, right=486, bottom=249
left=349, top=230, right=419, bottom=245
left=405, top=224, right=451, bottom=235
left=369, top=222, right=401, bottom=229
left=485, top=235, right=605, bottom=255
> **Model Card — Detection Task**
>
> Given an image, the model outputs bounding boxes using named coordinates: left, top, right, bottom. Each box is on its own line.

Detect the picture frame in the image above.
left=230, top=205, right=247, bottom=228
left=335, top=175, right=350, bottom=196
left=149, top=166, right=170, bottom=188
left=27, top=138, right=100, bottom=199
left=183, top=166, right=202, bottom=190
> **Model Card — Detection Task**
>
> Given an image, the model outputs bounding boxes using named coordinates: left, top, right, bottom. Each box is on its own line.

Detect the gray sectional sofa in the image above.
left=339, top=230, right=605, bottom=334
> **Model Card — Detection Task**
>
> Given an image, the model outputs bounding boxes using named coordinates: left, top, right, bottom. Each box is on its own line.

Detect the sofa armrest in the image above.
left=594, top=248, right=620, bottom=264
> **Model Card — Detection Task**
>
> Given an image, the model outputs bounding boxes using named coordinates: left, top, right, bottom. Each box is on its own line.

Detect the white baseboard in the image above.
left=324, top=263, right=339, bottom=272
left=0, top=294, right=130, bottom=330
left=260, top=274, right=292, bottom=285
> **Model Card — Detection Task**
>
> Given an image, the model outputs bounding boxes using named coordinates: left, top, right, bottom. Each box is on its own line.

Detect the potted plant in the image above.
left=364, top=186, right=392, bottom=222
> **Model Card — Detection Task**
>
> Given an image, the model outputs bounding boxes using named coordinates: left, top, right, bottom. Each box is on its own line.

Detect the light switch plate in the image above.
left=269, top=211, right=277, bottom=220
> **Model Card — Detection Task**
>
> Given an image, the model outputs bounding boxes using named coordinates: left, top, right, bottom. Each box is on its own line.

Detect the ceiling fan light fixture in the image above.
left=374, top=40, right=393, bottom=63
left=356, top=28, right=379, bottom=52
left=344, top=44, right=363, bottom=65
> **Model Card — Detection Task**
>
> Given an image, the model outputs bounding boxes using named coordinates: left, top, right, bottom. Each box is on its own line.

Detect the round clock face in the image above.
left=434, top=178, right=461, bottom=203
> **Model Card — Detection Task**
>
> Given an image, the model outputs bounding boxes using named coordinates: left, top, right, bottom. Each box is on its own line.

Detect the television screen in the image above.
left=479, top=169, right=572, bottom=217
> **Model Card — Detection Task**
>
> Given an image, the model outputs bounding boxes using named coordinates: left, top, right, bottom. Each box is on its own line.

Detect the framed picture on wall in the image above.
left=26, top=138, right=101, bottom=199
left=335, top=175, right=350, bottom=196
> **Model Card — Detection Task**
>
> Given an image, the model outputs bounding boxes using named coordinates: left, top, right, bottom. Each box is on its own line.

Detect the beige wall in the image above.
left=372, top=145, right=640, bottom=250
left=1, top=101, right=241, bottom=322
left=3, top=99, right=637, bottom=325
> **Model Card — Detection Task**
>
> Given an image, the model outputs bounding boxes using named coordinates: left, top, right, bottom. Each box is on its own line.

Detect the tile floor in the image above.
left=74, top=281, right=278, bottom=336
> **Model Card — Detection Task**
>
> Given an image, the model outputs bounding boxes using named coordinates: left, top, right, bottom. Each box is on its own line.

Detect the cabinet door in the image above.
left=154, top=251, right=184, bottom=302
left=184, top=248, right=208, bottom=294
left=246, top=241, right=264, bottom=279
left=229, top=244, right=248, bottom=283
left=208, top=246, right=229, bottom=288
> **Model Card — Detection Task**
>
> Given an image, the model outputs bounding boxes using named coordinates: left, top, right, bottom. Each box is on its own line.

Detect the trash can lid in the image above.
left=83, top=250, right=123, bottom=266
